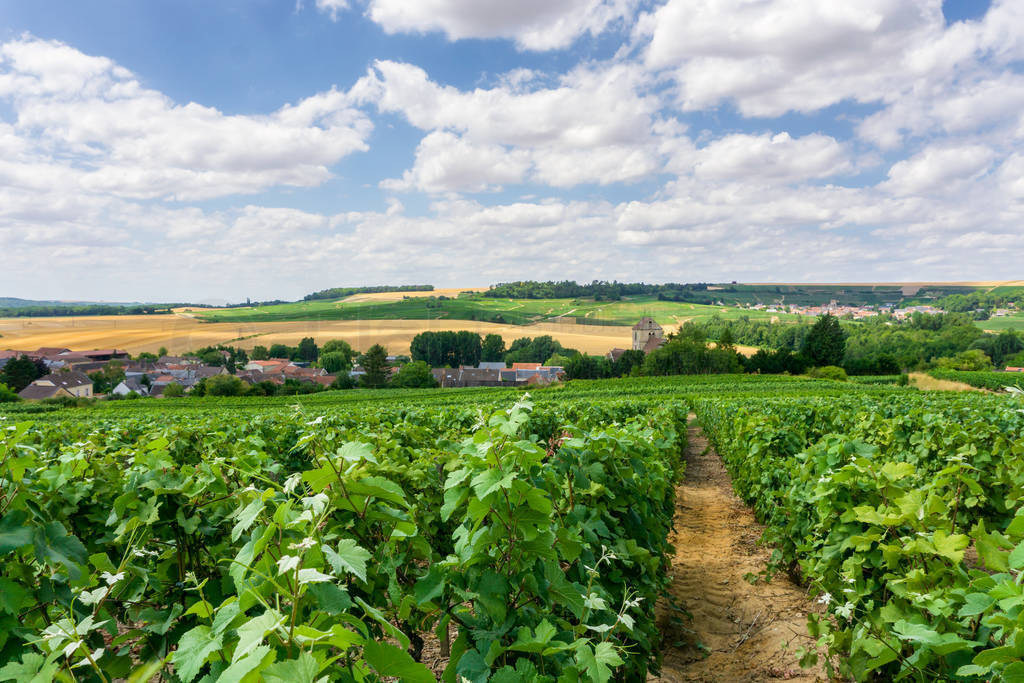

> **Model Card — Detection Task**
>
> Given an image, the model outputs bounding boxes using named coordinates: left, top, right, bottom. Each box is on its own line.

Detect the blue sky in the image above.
left=0, top=0, right=1021, bottom=302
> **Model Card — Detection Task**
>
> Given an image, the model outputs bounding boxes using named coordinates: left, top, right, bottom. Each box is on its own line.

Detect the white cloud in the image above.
left=365, top=0, right=638, bottom=51
left=883, top=144, right=995, bottom=196
left=355, top=59, right=668, bottom=191
left=639, top=0, right=943, bottom=117
left=690, top=132, right=854, bottom=184
left=315, top=0, right=349, bottom=21
left=0, top=37, right=373, bottom=201
left=381, top=131, right=530, bottom=193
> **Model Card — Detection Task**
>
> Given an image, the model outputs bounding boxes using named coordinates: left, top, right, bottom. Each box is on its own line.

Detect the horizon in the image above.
left=2, top=1, right=1022, bottom=301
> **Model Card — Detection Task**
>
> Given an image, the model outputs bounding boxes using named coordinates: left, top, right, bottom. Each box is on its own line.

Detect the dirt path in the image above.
left=650, top=419, right=825, bottom=682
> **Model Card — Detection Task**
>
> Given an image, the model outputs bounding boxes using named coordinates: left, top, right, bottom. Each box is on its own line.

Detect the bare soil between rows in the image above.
left=649, top=417, right=825, bottom=682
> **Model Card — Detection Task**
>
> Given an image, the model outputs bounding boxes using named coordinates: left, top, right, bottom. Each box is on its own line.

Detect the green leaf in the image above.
left=262, top=652, right=319, bottom=683
left=0, top=578, right=27, bottom=615
left=0, top=511, right=32, bottom=554
left=32, top=521, right=87, bottom=580
left=892, top=621, right=970, bottom=656
left=211, top=600, right=241, bottom=636
left=173, top=626, right=223, bottom=683
left=1009, top=540, right=1024, bottom=570
left=363, top=641, right=435, bottom=683
left=574, top=642, right=614, bottom=683
left=414, top=564, right=446, bottom=606
left=231, top=500, right=264, bottom=542
left=593, top=642, right=623, bottom=668
left=475, top=570, right=509, bottom=625
left=337, top=441, right=376, bottom=464
left=455, top=648, right=489, bottom=683
left=1003, top=661, right=1024, bottom=683
left=470, top=469, right=514, bottom=499
left=346, top=476, right=408, bottom=508
left=233, top=609, right=283, bottom=663
left=216, top=645, right=270, bottom=683
left=959, top=593, right=995, bottom=617
left=0, top=652, right=60, bottom=683
left=354, top=597, right=410, bottom=650
left=324, top=539, right=370, bottom=583
left=932, top=529, right=969, bottom=563
left=307, top=582, right=352, bottom=614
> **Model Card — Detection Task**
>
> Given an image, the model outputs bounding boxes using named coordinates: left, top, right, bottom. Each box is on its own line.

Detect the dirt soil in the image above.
left=650, top=419, right=826, bottom=682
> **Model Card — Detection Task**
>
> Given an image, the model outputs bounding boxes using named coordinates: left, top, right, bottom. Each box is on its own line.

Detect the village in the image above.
left=0, top=319, right=670, bottom=400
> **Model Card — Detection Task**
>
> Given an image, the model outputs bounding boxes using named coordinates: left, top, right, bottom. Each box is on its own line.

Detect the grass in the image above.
left=195, top=295, right=805, bottom=328
left=979, top=313, right=1024, bottom=333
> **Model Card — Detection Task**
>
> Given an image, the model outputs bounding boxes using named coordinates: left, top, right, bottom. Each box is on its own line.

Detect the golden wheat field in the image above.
left=0, top=314, right=636, bottom=356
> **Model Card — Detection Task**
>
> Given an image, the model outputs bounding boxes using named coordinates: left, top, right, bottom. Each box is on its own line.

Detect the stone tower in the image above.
left=632, top=317, right=664, bottom=352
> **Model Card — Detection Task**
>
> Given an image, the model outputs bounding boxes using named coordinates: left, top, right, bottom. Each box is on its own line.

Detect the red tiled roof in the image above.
left=511, top=363, right=541, bottom=370
left=36, top=347, right=71, bottom=355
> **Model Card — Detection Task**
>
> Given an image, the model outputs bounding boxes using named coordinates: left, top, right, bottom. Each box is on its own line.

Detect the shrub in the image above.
left=0, top=382, right=20, bottom=403
left=808, top=365, right=848, bottom=381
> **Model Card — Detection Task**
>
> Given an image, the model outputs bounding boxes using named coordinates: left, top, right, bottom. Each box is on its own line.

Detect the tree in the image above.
left=935, top=349, right=993, bottom=371
left=163, top=382, right=184, bottom=397
left=321, top=340, right=355, bottom=368
left=268, top=344, right=291, bottom=359
left=717, top=326, right=736, bottom=351
left=136, top=352, right=157, bottom=361
left=297, top=337, right=319, bottom=363
left=613, top=350, right=646, bottom=377
left=251, top=345, right=270, bottom=360
left=330, top=373, right=356, bottom=390
left=391, top=361, right=438, bottom=388
left=201, top=351, right=225, bottom=366
left=203, top=374, right=246, bottom=396
left=802, top=314, right=847, bottom=367
left=481, top=334, right=506, bottom=363
left=545, top=353, right=572, bottom=368
left=358, top=344, right=389, bottom=388
left=0, top=355, right=44, bottom=392
left=157, top=346, right=168, bottom=358
left=319, top=352, right=352, bottom=374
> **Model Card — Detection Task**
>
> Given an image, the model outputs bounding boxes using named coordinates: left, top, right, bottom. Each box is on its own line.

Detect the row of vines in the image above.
left=0, top=391, right=689, bottom=682
left=695, top=390, right=1024, bottom=681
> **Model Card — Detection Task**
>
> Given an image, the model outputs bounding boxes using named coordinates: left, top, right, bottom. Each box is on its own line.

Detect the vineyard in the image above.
left=1, top=375, right=1022, bottom=681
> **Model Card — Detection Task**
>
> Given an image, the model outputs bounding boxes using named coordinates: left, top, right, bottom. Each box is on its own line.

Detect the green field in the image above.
left=980, top=312, right=1024, bottom=332
left=196, top=294, right=803, bottom=328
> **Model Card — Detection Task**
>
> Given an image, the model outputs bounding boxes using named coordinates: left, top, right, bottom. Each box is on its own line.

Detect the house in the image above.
left=607, top=348, right=628, bottom=363
left=477, top=362, right=506, bottom=371
left=244, top=360, right=292, bottom=374
left=18, top=371, right=93, bottom=400
left=34, top=347, right=72, bottom=358
left=632, top=318, right=664, bottom=352
left=112, top=379, right=150, bottom=397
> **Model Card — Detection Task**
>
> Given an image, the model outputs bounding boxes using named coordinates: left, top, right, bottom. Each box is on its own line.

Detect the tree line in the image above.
left=302, top=285, right=434, bottom=301
left=409, top=331, right=577, bottom=367
left=483, top=280, right=710, bottom=301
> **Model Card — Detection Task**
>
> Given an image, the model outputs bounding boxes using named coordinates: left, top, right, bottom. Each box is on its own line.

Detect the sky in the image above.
left=0, top=0, right=1022, bottom=303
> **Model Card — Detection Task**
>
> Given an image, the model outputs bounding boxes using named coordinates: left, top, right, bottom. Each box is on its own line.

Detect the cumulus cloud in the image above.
left=358, top=59, right=669, bottom=191
left=364, top=0, right=638, bottom=51
left=689, top=133, right=854, bottom=184
left=883, top=144, right=996, bottom=196
left=381, top=131, right=531, bottom=193
left=0, top=37, right=372, bottom=201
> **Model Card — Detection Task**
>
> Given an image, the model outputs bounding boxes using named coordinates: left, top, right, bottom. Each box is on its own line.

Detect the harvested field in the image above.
left=0, top=314, right=635, bottom=356
left=908, top=372, right=983, bottom=393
